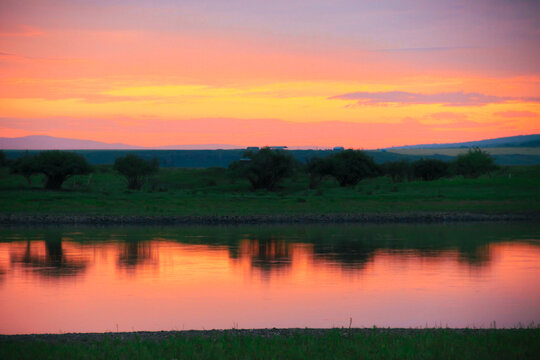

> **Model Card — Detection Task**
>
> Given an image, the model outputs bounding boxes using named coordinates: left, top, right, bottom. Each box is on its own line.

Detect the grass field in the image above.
left=0, top=165, right=539, bottom=216
left=387, top=147, right=540, bottom=156
left=1, top=329, right=538, bottom=360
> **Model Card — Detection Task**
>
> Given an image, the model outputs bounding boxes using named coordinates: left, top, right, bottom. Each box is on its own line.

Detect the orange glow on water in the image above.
left=1, top=226, right=539, bottom=334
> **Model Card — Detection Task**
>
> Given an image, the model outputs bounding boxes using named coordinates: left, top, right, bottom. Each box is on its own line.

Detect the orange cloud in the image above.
left=1, top=2, right=539, bottom=148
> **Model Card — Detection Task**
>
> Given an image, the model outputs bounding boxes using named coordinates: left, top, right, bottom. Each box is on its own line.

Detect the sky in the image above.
left=1, top=0, right=539, bottom=148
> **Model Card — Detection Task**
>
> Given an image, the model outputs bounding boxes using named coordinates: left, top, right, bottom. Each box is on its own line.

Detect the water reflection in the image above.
left=118, top=240, right=157, bottom=271
left=0, top=223, right=539, bottom=333
left=3, top=227, right=507, bottom=277
left=236, top=238, right=292, bottom=276
left=9, top=232, right=87, bottom=278
left=2, top=224, right=537, bottom=278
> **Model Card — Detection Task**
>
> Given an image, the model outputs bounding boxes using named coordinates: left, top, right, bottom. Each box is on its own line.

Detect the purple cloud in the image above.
left=330, top=91, right=540, bottom=107
left=373, top=47, right=472, bottom=53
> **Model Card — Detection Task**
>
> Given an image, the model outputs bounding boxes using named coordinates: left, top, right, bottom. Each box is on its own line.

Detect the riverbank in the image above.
left=1, top=328, right=538, bottom=359
left=1, top=212, right=539, bottom=225
left=1, top=165, right=539, bottom=218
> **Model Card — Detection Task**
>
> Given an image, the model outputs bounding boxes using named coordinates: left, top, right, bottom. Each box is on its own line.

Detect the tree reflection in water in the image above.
left=312, top=239, right=379, bottom=270
left=235, top=237, right=292, bottom=277
left=3, top=223, right=537, bottom=280
left=117, top=240, right=156, bottom=271
left=10, top=231, right=87, bottom=278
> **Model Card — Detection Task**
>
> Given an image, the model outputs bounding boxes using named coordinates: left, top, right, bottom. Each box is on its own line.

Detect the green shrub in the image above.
left=306, top=156, right=334, bottom=188
left=452, top=148, right=498, bottom=178
left=382, top=160, right=412, bottom=182
left=114, top=154, right=159, bottom=190
left=307, top=150, right=380, bottom=187
left=0, top=150, right=6, bottom=167
left=412, top=158, right=449, bottom=181
left=229, top=147, right=297, bottom=191
left=10, top=152, right=38, bottom=185
left=10, top=151, right=92, bottom=190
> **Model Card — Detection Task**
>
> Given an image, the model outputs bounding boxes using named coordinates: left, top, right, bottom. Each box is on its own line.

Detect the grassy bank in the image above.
left=0, top=165, right=538, bottom=216
left=1, top=328, right=539, bottom=360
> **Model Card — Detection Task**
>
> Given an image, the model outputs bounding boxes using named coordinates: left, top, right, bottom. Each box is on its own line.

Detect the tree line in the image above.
left=4, top=151, right=159, bottom=190
left=0, top=147, right=498, bottom=191
left=229, top=147, right=498, bottom=190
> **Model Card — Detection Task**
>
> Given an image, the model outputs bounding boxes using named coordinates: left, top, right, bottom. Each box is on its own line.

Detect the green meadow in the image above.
left=1, top=329, right=539, bottom=360
left=0, top=164, right=538, bottom=216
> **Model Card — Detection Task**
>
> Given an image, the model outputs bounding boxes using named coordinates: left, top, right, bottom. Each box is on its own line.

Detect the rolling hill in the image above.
left=386, top=134, right=540, bottom=150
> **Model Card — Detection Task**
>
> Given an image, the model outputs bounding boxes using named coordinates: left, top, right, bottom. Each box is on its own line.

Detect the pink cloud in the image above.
left=0, top=25, right=43, bottom=37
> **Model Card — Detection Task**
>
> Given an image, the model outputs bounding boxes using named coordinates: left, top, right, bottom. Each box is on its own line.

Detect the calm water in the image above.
left=0, top=223, right=539, bottom=334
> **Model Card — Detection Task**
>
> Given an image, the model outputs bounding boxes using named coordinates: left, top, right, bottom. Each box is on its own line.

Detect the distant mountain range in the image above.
left=385, top=134, right=540, bottom=150
left=0, top=134, right=539, bottom=150
left=0, top=135, right=244, bottom=150
left=0, top=136, right=140, bottom=150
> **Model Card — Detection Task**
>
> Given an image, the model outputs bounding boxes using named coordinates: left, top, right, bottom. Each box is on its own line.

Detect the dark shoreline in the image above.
left=1, top=328, right=535, bottom=343
left=0, top=212, right=538, bottom=225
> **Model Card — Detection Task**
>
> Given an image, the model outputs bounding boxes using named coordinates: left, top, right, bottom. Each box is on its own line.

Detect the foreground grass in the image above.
left=0, top=165, right=539, bottom=216
left=1, top=329, right=539, bottom=360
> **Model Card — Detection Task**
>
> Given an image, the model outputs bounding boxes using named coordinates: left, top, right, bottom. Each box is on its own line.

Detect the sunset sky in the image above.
left=1, top=0, right=539, bottom=148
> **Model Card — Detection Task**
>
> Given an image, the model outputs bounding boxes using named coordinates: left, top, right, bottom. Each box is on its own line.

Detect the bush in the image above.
left=37, top=151, right=93, bottom=189
left=412, top=158, right=449, bottom=181
left=10, top=153, right=38, bottom=185
left=228, top=147, right=296, bottom=191
left=306, top=150, right=380, bottom=187
left=0, top=150, right=6, bottom=167
left=312, top=150, right=380, bottom=187
left=114, top=154, right=159, bottom=190
left=306, top=156, right=334, bottom=189
left=382, top=160, right=412, bottom=182
left=10, top=151, right=92, bottom=189
left=452, top=148, right=498, bottom=178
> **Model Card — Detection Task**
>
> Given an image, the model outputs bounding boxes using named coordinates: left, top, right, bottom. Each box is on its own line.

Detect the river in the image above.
left=0, top=223, right=539, bottom=334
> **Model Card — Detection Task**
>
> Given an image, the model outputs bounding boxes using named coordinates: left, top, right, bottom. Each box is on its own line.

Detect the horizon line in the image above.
left=1, top=133, right=539, bottom=151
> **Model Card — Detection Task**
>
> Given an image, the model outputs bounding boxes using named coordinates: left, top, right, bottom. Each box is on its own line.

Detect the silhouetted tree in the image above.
left=10, top=152, right=37, bottom=185
left=452, top=147, right=498, bottom=178
left=0, top=150, right=6, bottom=167
left=229, top=147, right=296, bottom=191
left=327, top=150, right=380, bottom=187
left=382, top=160, right=413, bottom=182
left=412, top=158, right=449, bottom=181
left=114, top=154, right=159, bottom=190
left=306, top=156, right=334, bottom=188
left=11, top=151, right=91, bottom=189
left=36, top=151, right=92, bottom=189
